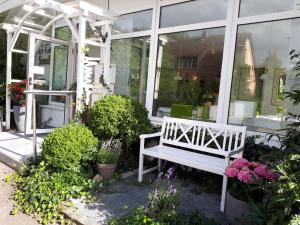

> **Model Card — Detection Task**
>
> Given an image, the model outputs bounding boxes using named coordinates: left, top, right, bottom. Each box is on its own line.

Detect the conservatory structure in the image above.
left=0, top=0, right=300, bottom=139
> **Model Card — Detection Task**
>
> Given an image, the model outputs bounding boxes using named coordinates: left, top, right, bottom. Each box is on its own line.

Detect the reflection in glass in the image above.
left=35, top=95, right=66, bottom=129
left=160, top=0, right=228, bottom=28
left=112, top=10, right=152, bottom=34
left=239, top=0, right=300, bottom=17
left=153, top=28, right=225, bottom=121
left=229, top=19, right=300, bottom=132
left=111, top=37, right=150, bottom=104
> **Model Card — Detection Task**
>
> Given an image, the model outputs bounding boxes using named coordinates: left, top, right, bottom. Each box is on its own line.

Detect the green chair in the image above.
left=171, top=104, right=193, bottom=119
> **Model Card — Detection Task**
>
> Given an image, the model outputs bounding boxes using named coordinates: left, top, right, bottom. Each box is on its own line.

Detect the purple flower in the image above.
left=165, top=167, right=176, bottom=180
left=168, top=185, right=177, bottom=195
left=231, top=158, right=249, bottom=169
left=225, top=167, right=239, bottom=178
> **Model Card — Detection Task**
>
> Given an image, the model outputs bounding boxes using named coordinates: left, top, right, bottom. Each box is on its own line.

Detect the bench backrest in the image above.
left=160, top=117, right=247, bottom=158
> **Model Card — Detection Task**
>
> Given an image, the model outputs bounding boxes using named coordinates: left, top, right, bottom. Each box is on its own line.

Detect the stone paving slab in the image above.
left=0, top=132, right=43, bottom=169
left=64, top=173, right=228, bottom=225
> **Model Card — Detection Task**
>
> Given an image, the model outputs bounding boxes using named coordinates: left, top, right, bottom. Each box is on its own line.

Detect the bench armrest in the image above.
left=227, top=146, right=244, bottom=157
left=140, top=132, right=162, bottom=139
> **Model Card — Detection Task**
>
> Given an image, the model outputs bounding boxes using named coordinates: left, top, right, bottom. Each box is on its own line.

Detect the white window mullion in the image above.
left=217, top=0, right=240, bottom=124
left=111, top=30, right=152, bottom=40
left=157, top=20, right=227, bottom=35
left=145, top=0, right=160, bottom=116
left=237, top=10, right=300, bottom=25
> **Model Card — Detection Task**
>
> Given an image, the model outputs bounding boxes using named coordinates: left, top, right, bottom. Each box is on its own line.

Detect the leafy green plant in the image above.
left=89, top=95, right=151, bottom=148
left=42, top=123, right=98, bottom=173
left=9, top=162, right=95, bottom=225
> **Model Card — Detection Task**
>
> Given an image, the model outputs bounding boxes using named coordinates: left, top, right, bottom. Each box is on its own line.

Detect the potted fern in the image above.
left=96, top=139, right=120, bottom=180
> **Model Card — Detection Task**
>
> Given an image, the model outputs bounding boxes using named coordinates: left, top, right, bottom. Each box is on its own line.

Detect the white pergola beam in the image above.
left=23, top=5, right=55, bottom=19
left=0, top=0, right=27, bottom=14
left=76, top=16, right=87, bottom=112
left=79, top=1, right=116, bottom=20
left=91, top=20, right=113, bottom=27
left=5, top=32, right=13, bottom=130
left=13, top=17, right=44, bottom=30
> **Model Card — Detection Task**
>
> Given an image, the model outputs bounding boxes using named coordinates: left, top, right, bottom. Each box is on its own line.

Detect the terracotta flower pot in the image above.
left=13, top=105, right=26, bottom=132
left=97, top=163, right=117, bottom=180
left=225, top=192, right=251, bottom=225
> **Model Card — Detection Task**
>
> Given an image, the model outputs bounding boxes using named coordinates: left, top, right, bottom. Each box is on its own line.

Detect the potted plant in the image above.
left=8, top=80, right=26, bottom=132
left=224, top=158, right=278, bottom=225
left=96, top=139, right=120, bottom=180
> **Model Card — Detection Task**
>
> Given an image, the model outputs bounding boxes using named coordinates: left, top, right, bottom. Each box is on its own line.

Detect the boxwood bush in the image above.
left=42, top=123, right=98, bottom=173
left=89, top=95, right=151, bottom=147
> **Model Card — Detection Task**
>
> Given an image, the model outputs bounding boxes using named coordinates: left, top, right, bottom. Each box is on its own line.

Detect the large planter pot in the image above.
left=225, top=192, right=251, bottom=225
left=13, top=105, right=25, bottom=132
left=97, top=163, right=117, bottom=180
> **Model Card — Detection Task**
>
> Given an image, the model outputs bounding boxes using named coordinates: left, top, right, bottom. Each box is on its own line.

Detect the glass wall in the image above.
left=160, top=0, right=228, bottom=28
left=111, top=37, right=150, bottom=104
left=111, top=0, right=300, bottom=133
left=239, top=0, right=300, bottom=17
left=112, top=10, right=152, bottom=34
left=153, top=28, right=225, bottom=121
left=229, top=19, right=300, bottom=131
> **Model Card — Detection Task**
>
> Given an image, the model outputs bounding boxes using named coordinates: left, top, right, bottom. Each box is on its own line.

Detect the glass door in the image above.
left=25, top=33, right=72, bottom=134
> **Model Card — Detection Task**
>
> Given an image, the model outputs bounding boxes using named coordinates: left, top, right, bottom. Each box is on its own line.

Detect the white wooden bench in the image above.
left=138, top=117, right=247, bottom=212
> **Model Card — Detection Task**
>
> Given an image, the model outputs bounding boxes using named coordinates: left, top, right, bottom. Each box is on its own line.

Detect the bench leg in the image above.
left=220, top=175, right=228, bottom=212
left=138, top=153, right=144, bottom=182
left=158, top=159, right=162, bottom=172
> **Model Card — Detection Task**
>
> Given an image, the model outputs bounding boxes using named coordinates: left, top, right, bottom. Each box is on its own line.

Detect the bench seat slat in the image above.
left=143, top=146, right=225, bottom=175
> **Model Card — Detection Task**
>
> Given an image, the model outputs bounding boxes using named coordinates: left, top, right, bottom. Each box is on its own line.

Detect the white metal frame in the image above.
left=138, top=116, right=247, bottom=212
left=110, top=0, right=300, bottom=135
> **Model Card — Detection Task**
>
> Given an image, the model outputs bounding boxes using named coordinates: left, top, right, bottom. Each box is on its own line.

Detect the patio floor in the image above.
left=0, top=132, right=44, bottom=169
left=64, top=173, right=227, bottom=225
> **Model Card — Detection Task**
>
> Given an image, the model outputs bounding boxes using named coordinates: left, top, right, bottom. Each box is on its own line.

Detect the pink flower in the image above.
left=231, top=158, right=249, bottom=169
left=225, top=167, right=239, bottom=178
left=237, top=170, right=254, bottom=183
left=254, top=165, right=268, bottom=178
left=265, top=170, right=279, bottom=182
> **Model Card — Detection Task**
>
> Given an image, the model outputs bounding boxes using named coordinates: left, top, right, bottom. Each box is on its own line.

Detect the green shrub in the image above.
left=10, top=162, right=94, bottom=225
left=42, top=123, right=98, bottom=172
left=89, top=95, right=151, bottom=147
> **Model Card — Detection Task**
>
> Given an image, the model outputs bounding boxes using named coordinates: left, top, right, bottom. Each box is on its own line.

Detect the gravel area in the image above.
left=0, top=162, right=39, bottom=225
left=64, top=173, right=228, bottom=225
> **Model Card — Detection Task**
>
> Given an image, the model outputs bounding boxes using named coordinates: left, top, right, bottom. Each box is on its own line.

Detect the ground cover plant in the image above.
left=7, top=124, right=98, bottom=224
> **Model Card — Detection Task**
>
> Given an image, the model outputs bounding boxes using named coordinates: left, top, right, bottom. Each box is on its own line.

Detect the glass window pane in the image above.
left=111, top=37, right=150, bottom=104
left=12, top=53, right=27, bottom=80
left=229, top=19, right=300, bottom=132
left=112, top=10, right=152, bottom=34
left=239, top=0, right=300, bottom=17
left=153, top=28, right=225, bottom=121
left=55, top=26, right=72, bottom=42
left=160, top=0, right=228, bottom=28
